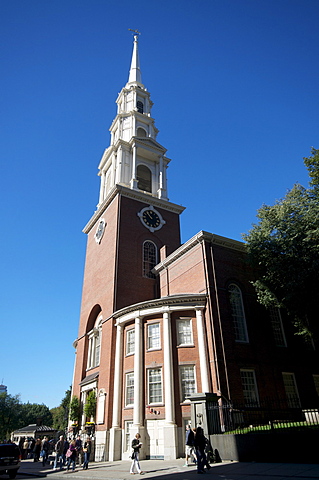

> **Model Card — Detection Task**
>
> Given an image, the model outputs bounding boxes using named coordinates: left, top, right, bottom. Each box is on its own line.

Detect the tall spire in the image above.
left=127, top=34, right=143, bottom=86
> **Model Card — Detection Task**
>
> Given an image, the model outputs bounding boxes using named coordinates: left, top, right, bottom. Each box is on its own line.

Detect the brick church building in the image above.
left=71, top=35, right=319, bottom=461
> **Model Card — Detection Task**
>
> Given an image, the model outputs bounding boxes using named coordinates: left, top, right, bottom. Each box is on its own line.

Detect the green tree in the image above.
left=20, top=402, right=53, bottom=426
left=69, top=395, right=81, bottom=424
left=51, top=387, right=71, bottom=432
left=243, top=148, right=319, bottom=341
left=83, top=390, right=97, bottom=420
left=0, top=393, right=22, bottom=440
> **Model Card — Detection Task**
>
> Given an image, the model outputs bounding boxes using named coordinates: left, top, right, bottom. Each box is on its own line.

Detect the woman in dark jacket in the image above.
left=130, top=433, right=144, bottom=474
left=194, top=427, right=209, bottom=473
left=82, top=437, right=92, bottom=470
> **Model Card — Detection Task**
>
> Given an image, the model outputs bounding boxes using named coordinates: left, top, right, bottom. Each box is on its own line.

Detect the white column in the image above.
left=196, top=309, right=211, bottom=393
left=130, top=144, right=138, bottom=189
left=162, top=310, right=178, bottom=459
left=112, top=324, right=123, bottom=428
left=133, top=316, right=143, bottom=426
left=115, top=148, right=123, bottom=184
left=163, top=311, right=175, bottom=423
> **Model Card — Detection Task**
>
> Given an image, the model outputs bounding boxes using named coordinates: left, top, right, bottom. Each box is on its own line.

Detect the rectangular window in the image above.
left=125, top=372, right=134, bottom=407
left=147, top=323, right=160, bottom=350
left=95, top=332, right=101, bottom=366
left=124, top=421, right=133, bottom=452
left=180, top=365, right=196, bottom=402
left=177, top=319, right=193, bottom=346
left=282, top=372, right=301, bottom=408
left=148, top=368, right=162, bottom=404
left=269, top=307, right=286, bottom=347
left=126, top=329, right=135, bottom=355
left=240, top=369, right=259, bottom=406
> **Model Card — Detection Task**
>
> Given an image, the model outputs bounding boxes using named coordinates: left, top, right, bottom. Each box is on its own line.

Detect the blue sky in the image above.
left=1, top=0, right=318, bottom=410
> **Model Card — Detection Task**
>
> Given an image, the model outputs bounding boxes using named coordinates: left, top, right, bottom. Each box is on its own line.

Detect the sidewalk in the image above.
left=18, top=458, right=319, bottom=480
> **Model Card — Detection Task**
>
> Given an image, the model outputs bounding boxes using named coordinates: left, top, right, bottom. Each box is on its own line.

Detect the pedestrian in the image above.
left=75, top=435, right=82, bottom=465
left=184, top=424, right=195, bottom=467
left=33, top=438, right=41, bottom=462
left=41, top=437, right=50, bottom=467
left=130, top=433, right=144, bottom=475
left=53, top=435, right=65, bottom=471
left=62, top=438, right=70, bottom=466
left=66, top=439, right=77, bottom=472
left=22, top=438, right=29, bottom=460
left=82, top=437, right=92, bottom=470
left=194, top=427, right=210, bottom=474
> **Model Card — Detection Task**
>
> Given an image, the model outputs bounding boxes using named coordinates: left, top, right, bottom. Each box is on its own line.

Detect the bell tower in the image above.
left=98, top=34, right=169, bottom=205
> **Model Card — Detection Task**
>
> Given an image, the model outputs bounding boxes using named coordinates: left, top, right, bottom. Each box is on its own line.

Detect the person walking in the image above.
left=130, top=433, right=144, bottom=475
left=41, top=437, right=50, bottom=467
left=66, top=440, right=77, bottom=472
left=33, top=438, right=42, bottom=462
left=82, top=437, right=92, bottom=470
left=194, top=427, right=210, bottom=474
left=53, top=435, right=65, bottom=471
left=75, top=435, right=82, bottom=465
left=184, top=424, right=195, bottom=466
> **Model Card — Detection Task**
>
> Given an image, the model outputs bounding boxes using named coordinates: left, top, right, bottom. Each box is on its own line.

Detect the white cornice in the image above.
left=154, top=230, right=246, bottom=273
left=113, top=293, right=207, bottom=326
left=83, top=184, right=185, bottom=234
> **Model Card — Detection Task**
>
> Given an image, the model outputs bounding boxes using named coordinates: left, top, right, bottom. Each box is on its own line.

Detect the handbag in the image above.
left=66, top=449, right=73, bottom=458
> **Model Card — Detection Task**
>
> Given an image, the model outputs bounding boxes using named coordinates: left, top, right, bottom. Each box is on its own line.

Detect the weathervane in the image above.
left=128, top=29, right=141, bottom=36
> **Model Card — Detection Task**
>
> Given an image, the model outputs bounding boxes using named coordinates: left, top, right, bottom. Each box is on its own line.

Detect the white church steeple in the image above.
left=127, top=34, right=142, bottom=86
left=97, top=34, right=170, bottom=207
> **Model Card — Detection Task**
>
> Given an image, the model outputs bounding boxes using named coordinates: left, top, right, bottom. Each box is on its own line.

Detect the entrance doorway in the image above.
left=146, top=420, right=164, bottom=459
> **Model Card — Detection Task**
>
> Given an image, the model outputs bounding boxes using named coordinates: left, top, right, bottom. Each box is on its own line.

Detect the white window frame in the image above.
left=282, top=372, right=301, bottom=408
left=147, top=368, right=163, bottom=404
left=124, top=420, right=133, bottom=452
left=240, top=369, right=259, bottom=406
left=125, top=372, right=134, bottom=407
left=180, top=365, right=197, bottom=402
left=126, top=328, right=135, bottom=355
left=87, top=320, right=102, bottom=370
left=147, top=323, right=161, bottom=350
left=228, top=284, right=249, bottom=343
left=176, top=318, right=193, bottom=346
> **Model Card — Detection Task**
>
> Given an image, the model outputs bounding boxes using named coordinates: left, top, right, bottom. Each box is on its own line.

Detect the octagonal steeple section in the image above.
left=97, top=35, right=170, bottom=207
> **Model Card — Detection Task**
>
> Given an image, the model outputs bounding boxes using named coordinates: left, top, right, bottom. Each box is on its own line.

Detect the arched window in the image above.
left=137, top=164, right=152, bottom=193
left=228, top=284, right=249, bottom=342
left=137, top=127, right=147, bottom=137
left=137, top=101, right=144, bottom=113
left=143, top=241, right=157, bottom=278
left=87, top=318, right=102, bottom=369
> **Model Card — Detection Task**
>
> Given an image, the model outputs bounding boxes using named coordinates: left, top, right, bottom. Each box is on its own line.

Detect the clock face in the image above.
left=142, top=209, right=161, bottom=228
left=95, top=219, right=105, bottom=243
left=138, top=206, right=165, bottom=232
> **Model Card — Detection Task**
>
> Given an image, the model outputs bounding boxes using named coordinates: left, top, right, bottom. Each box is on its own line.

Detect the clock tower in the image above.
left=72, top=34, right=185, bottom=455
left=80, top=34, right=185, bottom=316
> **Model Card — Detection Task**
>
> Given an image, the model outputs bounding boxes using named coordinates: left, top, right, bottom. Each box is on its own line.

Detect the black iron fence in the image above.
left=207, top=399, right=319, bottom=435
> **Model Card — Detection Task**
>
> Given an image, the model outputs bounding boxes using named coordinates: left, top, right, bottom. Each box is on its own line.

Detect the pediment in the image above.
left=132, top=136, right=167, bottom=154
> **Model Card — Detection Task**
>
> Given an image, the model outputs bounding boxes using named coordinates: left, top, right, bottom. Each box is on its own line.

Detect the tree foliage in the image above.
left=51, top=387, right=71, bottom=432
left=243, top=148, right=319, bottom=340
left=0, top=393, right=22, bottom=441
left=21, top=402, right=53, bottom=427
left=83, top=390, right=96, bottom=419
left=69, top=395, right=81, bottom=423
